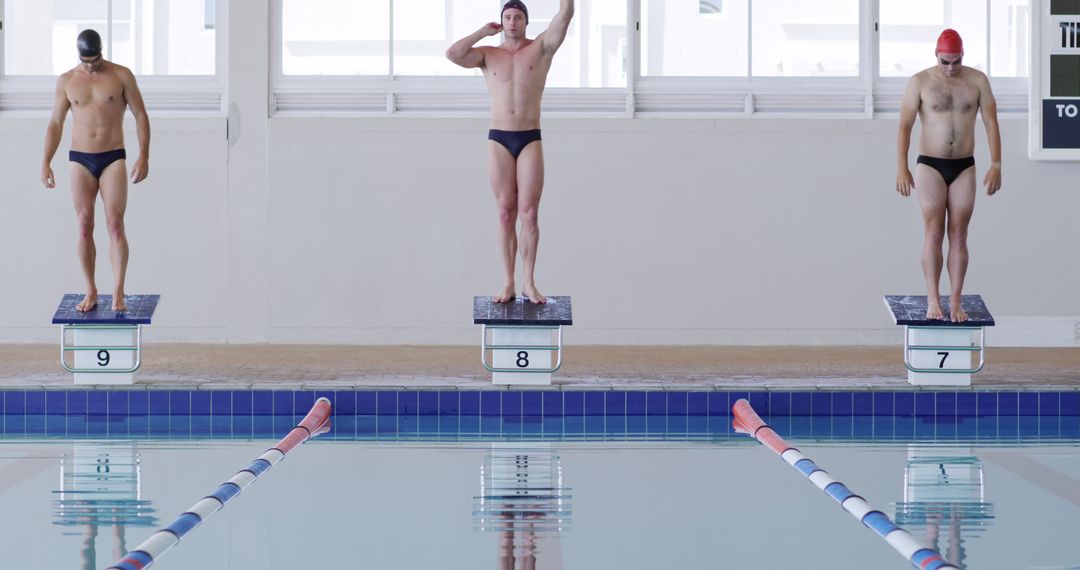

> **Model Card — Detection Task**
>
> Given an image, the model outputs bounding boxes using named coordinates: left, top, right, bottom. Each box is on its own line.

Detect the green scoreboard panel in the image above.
left=1031, top=0, right=1080, bottom=158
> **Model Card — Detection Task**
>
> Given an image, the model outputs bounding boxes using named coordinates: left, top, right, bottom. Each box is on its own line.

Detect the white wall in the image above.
left=1, top=1, right=1077, bottom=347
left=262, top=116, right=1080, bottom=346
left=0, top=117, right=229, bottom=343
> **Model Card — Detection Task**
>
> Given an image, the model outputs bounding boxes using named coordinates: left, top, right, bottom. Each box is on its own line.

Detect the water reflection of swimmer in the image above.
left=77, top=520, right=128, bottom=570
left=895, top=451, right=994, bottom=570
left=475, top=446, right=569, bottom=569
left=498, top=514, right=538, bottom=570
left=55, top=444, right=156, bottom=570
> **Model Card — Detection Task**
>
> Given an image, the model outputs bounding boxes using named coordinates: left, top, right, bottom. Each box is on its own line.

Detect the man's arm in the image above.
left=978, top=74, right=1002, bottom=196
left=42, top=76, right=71, bottom=188
left=122, top=67, right=151, bottom=184
left=540, top=0, right=575, bottom=55
left=895, top=75, right=921, bottom=197
left=446, top=24, right=500, bottom=69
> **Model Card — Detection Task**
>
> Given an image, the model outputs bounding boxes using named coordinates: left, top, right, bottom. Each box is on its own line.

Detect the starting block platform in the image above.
left=473, top=296, right=572, bottom=385
left=883, top=295, right=995, bottom=386
left=52, top=294, right=160, bottom=385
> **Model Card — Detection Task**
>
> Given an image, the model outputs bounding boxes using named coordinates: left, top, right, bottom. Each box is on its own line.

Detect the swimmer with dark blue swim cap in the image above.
left=501, top=0, right=529, bottom=24
left=40, top=28, right=153, bottom=313
left=447, top=0, right=575, bottom=305
left=77, top=29, right=103, bottom=58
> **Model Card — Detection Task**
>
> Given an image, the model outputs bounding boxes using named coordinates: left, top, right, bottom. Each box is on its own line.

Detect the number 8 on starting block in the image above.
left=473, top=296, right=573, bottom=386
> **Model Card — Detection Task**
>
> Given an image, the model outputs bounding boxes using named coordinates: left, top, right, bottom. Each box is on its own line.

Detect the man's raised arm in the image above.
left=540, top=0, right=574, bottom=54
left=447, top=23, right=501, bottom=69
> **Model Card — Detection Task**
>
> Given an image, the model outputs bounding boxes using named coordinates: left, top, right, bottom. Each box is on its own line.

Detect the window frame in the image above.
left=0, top=0, right=227, bottom=115
left=272, top=0, right=993, bottom=118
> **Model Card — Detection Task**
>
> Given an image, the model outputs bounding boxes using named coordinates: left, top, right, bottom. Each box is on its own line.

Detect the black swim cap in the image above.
left=501, top=0, right=528, bottom=24
left=77, top=29, right=102, bottom=58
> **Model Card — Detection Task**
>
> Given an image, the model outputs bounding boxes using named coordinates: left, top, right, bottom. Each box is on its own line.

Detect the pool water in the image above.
left=1, top=437, right=1078, bottom=569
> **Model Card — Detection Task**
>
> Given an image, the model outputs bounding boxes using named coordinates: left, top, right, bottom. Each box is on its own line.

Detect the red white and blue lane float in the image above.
left=732, top=398, right=959, bottom=570
left=107, top=397, right=332, bottom=570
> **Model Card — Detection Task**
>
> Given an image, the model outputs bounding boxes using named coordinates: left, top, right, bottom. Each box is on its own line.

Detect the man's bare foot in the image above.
left=522, top=285, right=546, bottom=304
left=926, top=297, right=945, bottom=320
left=493, top=285, right=515, bottom=304
left=112, top=292, right=127, bottom=312
left=950, top=299, right=968, bottom=323
left=76, top=292, right=98, bottom=312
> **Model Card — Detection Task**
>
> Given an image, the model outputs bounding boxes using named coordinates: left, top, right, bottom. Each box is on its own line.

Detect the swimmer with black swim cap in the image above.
left=446, top=0, right=575, bottom=304
left=501, top=0, right=529, bottom=24
left=77, top=29, right=102, bottom=57
left=41, top=29, right=152, bottom=313
left=895, top=29, right=1002, bottom=323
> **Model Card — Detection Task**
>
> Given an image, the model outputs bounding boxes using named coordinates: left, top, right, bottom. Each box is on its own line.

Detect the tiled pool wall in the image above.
left=0, top=388, right=1077, bottom=441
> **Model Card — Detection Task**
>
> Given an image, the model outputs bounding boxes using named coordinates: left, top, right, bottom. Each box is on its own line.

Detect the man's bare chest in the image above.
left=66, top=78, right=124, bottom=107
left=485, top=50, right=545, bottom=82
left=922, top=82, right=979, bottom=114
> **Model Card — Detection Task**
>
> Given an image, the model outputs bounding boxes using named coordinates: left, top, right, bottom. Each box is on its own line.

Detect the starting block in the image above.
left=52, top=294, right=160, bottom=385
left=473, top=296, right=572, bottom=385
left=883, top=295, right=995, bottom=386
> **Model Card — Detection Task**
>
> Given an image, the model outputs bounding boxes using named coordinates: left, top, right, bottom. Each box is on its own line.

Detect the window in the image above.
left=281, top=0, right=391, bottom=75
left=112, top=0, right=216, bottom=75
left=393, top=0, right=498, bottom=77
left=534, top=0, right=627, bottom=87
left=271, top=0, right=1029, bottom=116
left=752, top=0, right=859, bottom=77
left=879, top=0, right=992, bottom=77
left=2, top=0, right=216, bottom=76
left=280, top=0, right=625, bottom=86
left=4, top=0, right=107, bottom=75
left=990, top=0, right=1030, bottom=77
left=880, top=0, right=985, bottom=76
left=641, top=0, right=748, bottom=77
left=879, top=0, right=1029, bottom=78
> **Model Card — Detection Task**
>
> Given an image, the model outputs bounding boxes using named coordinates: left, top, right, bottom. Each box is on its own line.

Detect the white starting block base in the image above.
left=907, top=328, right=977, bottom=386
left=71, top=328, right=136, bottom=385
left=492, top=328, right=553, bottom=386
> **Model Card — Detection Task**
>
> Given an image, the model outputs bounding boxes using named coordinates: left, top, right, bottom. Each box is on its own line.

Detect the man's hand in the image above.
left=481, top=22, right=502, bottom=36
left=41, top=164, right=55, bottom=188
left=896, top=169, right=915, bottom=197
left=130, top=157, right=149, bottom=184
left=983, top=165, right=1001, bottom=196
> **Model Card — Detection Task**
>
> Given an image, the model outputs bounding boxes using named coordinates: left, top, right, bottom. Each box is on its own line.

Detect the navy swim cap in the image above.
left=77, top=29, right=102, bottom=58
left=502, top=0, right=529, bottom=24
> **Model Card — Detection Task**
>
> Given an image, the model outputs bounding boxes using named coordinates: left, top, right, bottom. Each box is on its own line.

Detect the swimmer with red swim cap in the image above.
left=895, top=29, right=1002, bottom=323
left=446, top=1, right=575, bottom=305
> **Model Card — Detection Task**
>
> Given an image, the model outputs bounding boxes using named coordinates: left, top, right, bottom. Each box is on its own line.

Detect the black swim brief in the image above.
left=916, top=155, right=975, bottom=186
left=488, top=129, right=542, bottom=159
left=69, top=148, right=127, bottom=179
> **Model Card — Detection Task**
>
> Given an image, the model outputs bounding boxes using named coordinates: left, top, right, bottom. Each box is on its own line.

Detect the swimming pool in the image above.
left=0, top=388, right=1077, bottom=569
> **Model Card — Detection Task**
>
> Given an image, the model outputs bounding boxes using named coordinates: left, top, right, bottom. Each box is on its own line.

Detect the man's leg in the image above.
left=945, top=167, right=977, bottom=323
left=98, top=160, right=129, bottom=312
left=516, top=141, right=545, bottom=304
left=915, top=164, right=948, bottom=320
left=488, top=142, right=519, bottom=303
left=69, top=163, right=100, bottom=312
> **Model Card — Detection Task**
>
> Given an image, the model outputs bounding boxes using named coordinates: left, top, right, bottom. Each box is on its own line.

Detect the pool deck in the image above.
left=1, top=345, right=1078, bottom=390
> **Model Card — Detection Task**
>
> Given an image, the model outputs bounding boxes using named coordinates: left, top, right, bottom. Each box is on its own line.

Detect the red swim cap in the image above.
left=936, top=29, right=963, bottom=54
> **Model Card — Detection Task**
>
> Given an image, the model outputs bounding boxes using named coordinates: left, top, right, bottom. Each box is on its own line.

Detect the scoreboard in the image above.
left=1030, top=0, right=1080, bottom=159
